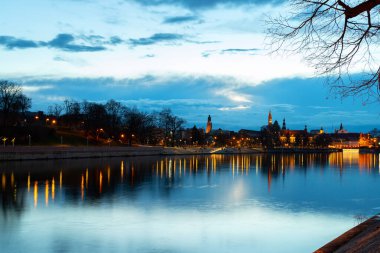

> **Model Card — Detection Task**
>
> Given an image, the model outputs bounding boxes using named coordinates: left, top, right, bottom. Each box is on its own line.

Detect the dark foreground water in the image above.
left=1, top=151, right=379, bottom=253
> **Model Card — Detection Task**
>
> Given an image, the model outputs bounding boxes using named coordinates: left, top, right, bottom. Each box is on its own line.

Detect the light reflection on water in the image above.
left=0, top=152, right=379, bottom=253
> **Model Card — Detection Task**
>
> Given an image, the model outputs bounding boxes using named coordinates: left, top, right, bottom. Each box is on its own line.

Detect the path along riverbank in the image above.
left=0, top=146, right=341, bottom=161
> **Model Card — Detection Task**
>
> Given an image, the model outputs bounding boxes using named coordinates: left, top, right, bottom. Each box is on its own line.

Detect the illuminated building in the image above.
left=206, top=115, right=212, bottom=134
left=268, top=110, right=272, bottom=126
left=335, top=123, right=348, bottom=134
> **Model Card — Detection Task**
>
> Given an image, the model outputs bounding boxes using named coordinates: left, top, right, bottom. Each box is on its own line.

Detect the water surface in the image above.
left=1, top=151, right=379, bottom=252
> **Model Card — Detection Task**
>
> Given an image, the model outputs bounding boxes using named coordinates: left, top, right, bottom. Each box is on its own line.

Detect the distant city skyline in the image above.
left=1, top=0, right=379, bottom=132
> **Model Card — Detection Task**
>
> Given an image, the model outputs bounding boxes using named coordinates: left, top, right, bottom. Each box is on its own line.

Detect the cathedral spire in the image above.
left=282, top=118, right=286, bottom=130
left=268, top=110, right=272, bottom=126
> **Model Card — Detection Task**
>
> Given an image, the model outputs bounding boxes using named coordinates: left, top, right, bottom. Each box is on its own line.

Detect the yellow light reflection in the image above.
left=52, top=177, right=55, bottom=201
left=34, top=181, right=38, bottom=207
left=81, top=174, right=84, bottom=200
left=121, top=161, right=124, bottom=182
left=99, top=171, right=103, bottom=194
left=160, top=160, right=164, bottom=178
left=2, top=173, right=6, bottom=190
left=45, top=180, right=49, bottom=206
left=59, top=171, right=62, bottom=189
left=27, top=174, right=30, bottom=192
left=107, top=167, right=111, bottom=185
left=86, top=169, right=88, bottom=189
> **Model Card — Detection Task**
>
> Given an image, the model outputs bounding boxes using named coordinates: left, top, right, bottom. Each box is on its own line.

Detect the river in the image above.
left=1, top=151, right=379, bottom=252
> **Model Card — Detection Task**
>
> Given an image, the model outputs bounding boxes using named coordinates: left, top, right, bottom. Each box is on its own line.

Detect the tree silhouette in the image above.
left=0, top=80, right=31, bottom=126
left=268, top=0, right=380, bottom=102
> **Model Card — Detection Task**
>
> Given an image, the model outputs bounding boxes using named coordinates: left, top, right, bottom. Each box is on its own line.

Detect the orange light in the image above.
left=35, top=116, right=39, bottom=120
left=52, top=120, right=56, bottom=124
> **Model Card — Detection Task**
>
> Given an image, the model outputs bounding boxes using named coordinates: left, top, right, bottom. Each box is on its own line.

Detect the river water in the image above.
left=1, top=151, right=379, bottom=252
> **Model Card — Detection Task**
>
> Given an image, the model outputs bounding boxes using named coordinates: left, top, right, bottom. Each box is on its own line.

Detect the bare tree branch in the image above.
left=267, top=0, right=380, bottom=102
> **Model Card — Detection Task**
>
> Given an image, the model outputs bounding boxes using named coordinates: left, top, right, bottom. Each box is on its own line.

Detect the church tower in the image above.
left=282, top=118, right=286, bottom=130
left=206, top=115, right=212, bottom=134
left=268, top=110, right=272, bottom=126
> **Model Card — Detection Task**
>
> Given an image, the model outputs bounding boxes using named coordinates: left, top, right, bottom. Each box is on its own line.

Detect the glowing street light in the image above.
left=2, top=137, right=7, bottom=147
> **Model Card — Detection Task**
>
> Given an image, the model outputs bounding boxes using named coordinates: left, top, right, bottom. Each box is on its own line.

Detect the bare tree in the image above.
left=105, top=99, right=125, bottom=135
left=48, top=104, right=63, bottom=118
left=267, top=0, right=380, bottom=102
left=157, top=108, right=185, bottom=146
left=0, top=80, right=31, bottom=126
left=14, top=94, right=31, bottom=116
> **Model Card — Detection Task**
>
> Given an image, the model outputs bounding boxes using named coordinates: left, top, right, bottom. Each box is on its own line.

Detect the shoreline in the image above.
left=315, top=214, right=380, bottom=252
left=0, top=146, right=342, bottom=161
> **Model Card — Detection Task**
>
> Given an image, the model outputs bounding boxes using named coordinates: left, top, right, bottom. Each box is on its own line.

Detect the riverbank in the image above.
left=0, top=146, right=262, bottom=161
left=315, top=214, right=380, bottom=252
left=0, top=146, right=344, bottom=161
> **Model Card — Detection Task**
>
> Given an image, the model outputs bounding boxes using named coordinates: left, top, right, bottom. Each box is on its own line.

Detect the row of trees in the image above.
left=0, top=80, right=188, bottom=146
left=46, top=99, right=187, bottom=146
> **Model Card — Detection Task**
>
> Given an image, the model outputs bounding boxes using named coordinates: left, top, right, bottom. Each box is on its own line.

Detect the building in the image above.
left=310, top=127, right=324, bottom=135
left=282, top=118, right=286, bottom=130
left=335, top=123, right=348, bottom=134
left=206, top=115, right=212, bottom=134
left=268, top=110, right=272, bottom=126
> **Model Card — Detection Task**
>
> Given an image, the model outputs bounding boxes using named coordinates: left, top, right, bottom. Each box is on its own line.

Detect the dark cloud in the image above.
left=129, top=33, right=184, bottom=46
left=221, top=48, right=259, bottom=54
left=163, top=15, right=199, bottom=24
left=47, top=34, right=106, bottom=52
left=0, top=36, right=40, bottom=49
left=0, top=33, right=124, bottom=52
left=135, top=0, right=283, bottom=10
left=202, top=48, right=259, bottom=57
left=109, top=36, right=124, bottom=45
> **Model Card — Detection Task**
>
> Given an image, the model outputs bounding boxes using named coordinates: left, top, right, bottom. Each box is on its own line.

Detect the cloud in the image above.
left=129, top=33, right=184, bottom=46
left=202, top=48, right=260, bottom=57
left=22, top=85, right=54, bottom=93
left=221, top=48, right=259, bottom=54
left=163, top=15, right=199, bottom=24
left=219, top=105, right=250, bottom=111
left=0, top=33, right=124, bottom=52
left=0, top=36, right=40, bottom=49
left=215, top=89, right=253, bottom=103
left=18, top=74, right=379, bottom=132
left=143, top=54, right=156, bottom=58
left=308, top=106, right=332, bottom=110
left=47, top=34, right=106, bottom=52
left=135, top=0, right=283, bottom=10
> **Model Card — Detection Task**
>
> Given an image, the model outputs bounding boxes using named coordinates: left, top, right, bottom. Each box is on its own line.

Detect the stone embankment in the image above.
left=0, top=146, right=264, bottom=161
left=315, top=214, right=380, bottom=253
left=0, top=146, right=343, bottom=161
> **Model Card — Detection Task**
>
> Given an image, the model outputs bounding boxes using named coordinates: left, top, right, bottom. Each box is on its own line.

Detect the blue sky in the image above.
left=0, top=0, right=379, bottom=132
